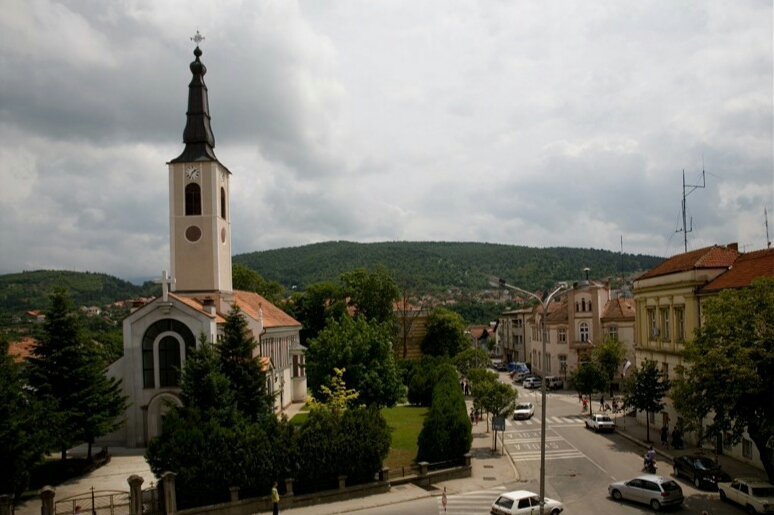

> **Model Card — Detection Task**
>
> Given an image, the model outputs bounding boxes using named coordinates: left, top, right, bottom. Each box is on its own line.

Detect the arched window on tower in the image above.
left=185, top=183, right=202, bottom=215
left=220, top=187, right=226, bottom=219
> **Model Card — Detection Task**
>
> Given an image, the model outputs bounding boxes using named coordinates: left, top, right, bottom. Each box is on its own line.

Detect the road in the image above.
left=343, top=381, right=729, bottom=514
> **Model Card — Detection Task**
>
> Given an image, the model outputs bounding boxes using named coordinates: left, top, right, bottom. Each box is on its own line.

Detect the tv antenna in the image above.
left=765, top=207, right=771, bottom=249
left=676, top=167, right=706, bottom=252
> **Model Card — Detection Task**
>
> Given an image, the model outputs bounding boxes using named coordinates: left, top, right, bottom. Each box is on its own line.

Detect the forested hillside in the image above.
left=234, top=241, right=663, bottom=292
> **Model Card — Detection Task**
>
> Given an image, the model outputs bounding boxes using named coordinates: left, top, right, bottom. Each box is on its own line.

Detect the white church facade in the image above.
left=103, top=43, right=306, bottom=448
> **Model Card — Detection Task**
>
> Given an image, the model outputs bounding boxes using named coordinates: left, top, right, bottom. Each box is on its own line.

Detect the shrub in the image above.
left=416, top=367, right=472, bottom=463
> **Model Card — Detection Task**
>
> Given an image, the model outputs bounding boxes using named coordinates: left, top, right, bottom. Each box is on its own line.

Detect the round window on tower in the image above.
left=185, top=225, right=202, bottom=242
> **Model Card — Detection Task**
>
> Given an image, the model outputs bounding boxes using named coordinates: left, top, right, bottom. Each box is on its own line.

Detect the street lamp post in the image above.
left=490, top=277, right=567, bottom=515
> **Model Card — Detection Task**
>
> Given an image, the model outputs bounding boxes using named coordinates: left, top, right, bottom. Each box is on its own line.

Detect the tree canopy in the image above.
left=591, top=336, right=627, bottom=396
left=232, top=264, right=284, bottom=304
left=570, top=361, right=607, bottom=416
left=305, top=315, right=404, bottom=408
left=421, top=307, right=469, bottom=358
left=673, top=277, right=774, bottom=483
left=623, top=359, right=669, bottom=443
left=341, top=265, right=400, bottom=324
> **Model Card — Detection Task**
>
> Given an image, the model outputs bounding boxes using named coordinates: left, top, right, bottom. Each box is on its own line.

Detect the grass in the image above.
left=288, top=404, right=427, bottom=471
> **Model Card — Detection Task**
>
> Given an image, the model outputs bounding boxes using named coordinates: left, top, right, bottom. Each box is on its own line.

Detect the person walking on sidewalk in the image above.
left=661, top=423, right=670, bottom=449
left=271, top=481, right=280, bottom=515
left=441, top=487, right=447, bottom=512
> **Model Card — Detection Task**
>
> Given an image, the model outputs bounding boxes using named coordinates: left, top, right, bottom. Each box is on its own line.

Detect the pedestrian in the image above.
left=74, top=506, right=81, bottom=515
left=271, top=481, right=280, bottom=515
left=582, top=397, right=588, bottom=412
left=578, top=391, right=583, bottom=403
left=599, top=395, right=605, bottom=411
left=441, top=487, right=447, bottom=512
left=611, top=398, right=619, bottom=413
left=661, top=423, right=669, bottom=449
left=470, top=407, right=475, bottom=423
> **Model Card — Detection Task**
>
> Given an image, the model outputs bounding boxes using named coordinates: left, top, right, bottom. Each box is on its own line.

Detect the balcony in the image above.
left=570, top=340, right=594, bottom=351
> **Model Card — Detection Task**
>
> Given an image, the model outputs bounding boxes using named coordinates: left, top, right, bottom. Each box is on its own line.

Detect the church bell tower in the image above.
left=168, top=38, right=232, bottom=294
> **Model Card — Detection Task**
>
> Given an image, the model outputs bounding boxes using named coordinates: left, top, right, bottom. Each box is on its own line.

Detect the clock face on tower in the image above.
left=185, top=166, right=200, bottom=180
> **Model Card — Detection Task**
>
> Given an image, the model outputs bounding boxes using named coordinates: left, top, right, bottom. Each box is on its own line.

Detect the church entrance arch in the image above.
left=146, top=392, right=182, bottom=443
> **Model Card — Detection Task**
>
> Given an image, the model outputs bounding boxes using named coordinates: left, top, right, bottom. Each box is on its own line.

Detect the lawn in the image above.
left=289, top=404, right=427, bottom=471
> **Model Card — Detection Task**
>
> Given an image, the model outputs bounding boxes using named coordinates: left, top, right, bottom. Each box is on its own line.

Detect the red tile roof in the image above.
left=699, top=248, right=774, bottom=292
left=601, top=298, right=635, bottom=320
left=232, top=290, right=301, bottom=329
left=7, top=337, right=36, bottom=362
left=637, top=244, right=739, bottom=280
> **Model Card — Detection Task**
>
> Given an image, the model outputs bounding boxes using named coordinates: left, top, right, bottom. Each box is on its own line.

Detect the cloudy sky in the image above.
left=1, top=1, right=772, bottom=282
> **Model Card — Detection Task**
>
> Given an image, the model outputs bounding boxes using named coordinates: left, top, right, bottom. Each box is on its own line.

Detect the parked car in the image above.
left=494, top=361, right=509, bottom=372
left=512, top=371, right=529, bottom=383
left=718, top=477, right=774, bottom=514
left=672, top=454, right=731, bottom=490
left=523, top=376, right=542, bottom=389
left=544, top=376, right=563, bottom=390
left=584, top=413, right=615, bottom=432
left=513, top=402, right=535, bottom=420
left=491, top=490, right=564, bottom=515
left=608, top=474, right=684, bottom=511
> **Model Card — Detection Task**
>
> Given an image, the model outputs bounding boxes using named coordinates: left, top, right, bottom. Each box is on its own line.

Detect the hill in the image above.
left=234, top=241, right=664, bottom=293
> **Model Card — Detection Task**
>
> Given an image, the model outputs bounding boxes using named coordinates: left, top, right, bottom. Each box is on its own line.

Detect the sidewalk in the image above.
left=612, top=411, right=766, bottom=481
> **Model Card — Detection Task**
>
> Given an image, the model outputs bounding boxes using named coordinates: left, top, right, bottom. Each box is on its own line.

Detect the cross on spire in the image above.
left=154, top=270, right=176, bottom=302
left=190, top=30, right=205, bottom=47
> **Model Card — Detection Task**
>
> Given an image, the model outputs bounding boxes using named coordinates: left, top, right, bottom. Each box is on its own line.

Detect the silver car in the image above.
left=608, top=474, right=684, bottom=511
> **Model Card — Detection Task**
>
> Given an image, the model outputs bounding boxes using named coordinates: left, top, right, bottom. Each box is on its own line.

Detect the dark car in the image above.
left=672, top=454, right=731, bottom=490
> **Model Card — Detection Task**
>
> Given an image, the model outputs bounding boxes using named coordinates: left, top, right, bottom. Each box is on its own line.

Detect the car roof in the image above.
left=633, top=474, right=675, bottom=483
left=734, top=477, right=774, bottom=486
left=499, top=490, right=538, bottom=500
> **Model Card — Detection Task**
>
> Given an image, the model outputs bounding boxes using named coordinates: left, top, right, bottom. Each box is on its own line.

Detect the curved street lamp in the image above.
left=489, top=276, right=568, bottom=515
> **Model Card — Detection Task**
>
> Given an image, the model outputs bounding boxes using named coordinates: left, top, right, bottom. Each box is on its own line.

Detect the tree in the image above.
left=286, top=281, right=347, bottom=346
left=306, top=367, right=359, bottom=415
left=471, top=376, right=518, bottom=433
left=340, top=265, right=400, bottom=324
left=219, top=305, right=274, bottom=420
left=417, top=367, right=472, bottom=463
left=571, top=362, right=607, bottom=416
left=232, top=264, right=284, bottom=304
left=305, top=315, right=404, bottom=408
left=591, top=336, right=626, bottom=396
left=673, top=277, right=774, bottom=483
left=0, top=337, right=54, bottom=500
left=27, top=288, right=128, bottom=461
left=405, top=357, right=452, bottom=406
left=453, top=348, right=491, bottom=378
left=622, top=359, right=670, bottom=443
left=421, top=307, right=469, bottom=358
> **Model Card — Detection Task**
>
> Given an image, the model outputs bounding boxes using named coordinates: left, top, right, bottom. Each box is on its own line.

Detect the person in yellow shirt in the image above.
left=271, top=481, right=280, bottom=515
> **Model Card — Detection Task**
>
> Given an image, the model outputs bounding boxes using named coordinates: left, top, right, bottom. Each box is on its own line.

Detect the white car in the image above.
left=584, top=413, right=615, bottom=432
left=513, top=402, right=535, bottom=420
left=718, top=477, right=774, bottom=514
left=491, top=490, right=564, bottom=515
left=523, top=376, right=542, bottom=389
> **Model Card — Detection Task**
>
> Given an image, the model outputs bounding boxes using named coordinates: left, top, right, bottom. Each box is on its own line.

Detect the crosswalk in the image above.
left=436, top=487, right=506, bottom=515
left=506, top=414, right=586, bottom=427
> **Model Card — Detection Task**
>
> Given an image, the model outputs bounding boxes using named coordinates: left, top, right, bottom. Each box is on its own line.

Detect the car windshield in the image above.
left=661, top=481, right=681, bottom=492
left=752, top=487, right=774, bottom=497
left=516, top=404, right=530, bottom=410
left=599, top=416, right=612, bottom=422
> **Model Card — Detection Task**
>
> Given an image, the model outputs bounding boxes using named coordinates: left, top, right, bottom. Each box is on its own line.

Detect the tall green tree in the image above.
left=673, top=277, right=774, bottom=483
left=340, top=265, right=400, bottom=324
left=27, top=288, right=128, bottom=461
left=591, top=336, right=626, bottom=396
left=622, top=359, right=670, bottom=443
left=232, top=264, right=284, bottom=304
left=453, top=347, right=491, bottom=378
left=305, top=315, right=404, bottom=408
left=571, top=361, right=607, bottom=416
left=417, top=367, right=472, bottom=462
left=421, top=307, right=469, bottom=358
left=0, top=337, right=54, bottom=500
left=470, top=375, right=518, bottom=433
left=219, top=305, right=274, bottom=421
left=286, top=281, right=347, bottom=346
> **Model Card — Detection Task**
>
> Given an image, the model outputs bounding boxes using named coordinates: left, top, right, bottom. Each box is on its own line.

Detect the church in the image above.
left=104, top=42, right=307, bottom=448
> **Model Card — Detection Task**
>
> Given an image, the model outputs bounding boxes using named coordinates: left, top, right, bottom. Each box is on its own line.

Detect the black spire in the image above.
left=170, top=44, right=218, bottom=163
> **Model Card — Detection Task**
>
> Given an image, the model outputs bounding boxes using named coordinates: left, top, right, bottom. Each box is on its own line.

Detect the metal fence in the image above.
left=55, top=490, right=130, bottom=515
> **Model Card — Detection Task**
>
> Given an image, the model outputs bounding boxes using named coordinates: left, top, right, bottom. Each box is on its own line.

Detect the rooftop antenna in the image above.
left=676, top=165, right=706, bottom=252
left=619, top=235, right=626, bottom=295
left=766, top=207, right=771, bottom=249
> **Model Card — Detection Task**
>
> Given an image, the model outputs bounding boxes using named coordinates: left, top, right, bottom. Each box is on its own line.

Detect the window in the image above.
left=581, top=299, right=587, bottom=312
left=575, top=301, right=579, bottom=313
left=660, top=308, right=670, bottom=341
left=546, top=353, right=551, bottom=372
left=158, top=336, right=181, bottom=387
left=185, top=183, right=202, bottom=215
left=674, top=307, right=685, bottom=341
left=607, top=325, right=618, bottom=339
left=743, top=438, right=753, bottom=459
left=559, top=354, right=567, bottom=373
left=141, top=319, right=196, bottom=388
left=220, top=187, right=227, bottom=219
left=662, top=362, right=669, bottom=379
left=648, top=308, right=657, bottom=339
left=579, top=322, right=589, bottom=342
left=558, top=328, right=567, bottom=343
left=514, top=319, right=523, bottom=329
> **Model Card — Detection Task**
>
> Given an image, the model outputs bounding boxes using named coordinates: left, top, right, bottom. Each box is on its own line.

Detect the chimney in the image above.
left=727, top=242, right=738, bottom=252
left=203, top=297, right=217, bottom=316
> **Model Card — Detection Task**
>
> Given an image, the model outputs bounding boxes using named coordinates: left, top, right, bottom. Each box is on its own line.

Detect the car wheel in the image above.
left=550, top=510, right=560, bottom=515
left=611, top=489, right=622, bottom=501
left=746, top=505, right=757, bottom=514
left=694, top=476, right=702, bottom=489
left=673, top=466, right=679, bottom=478
left=650, top=499, right=661, bottom=511
left=719, top=490, right=727, bottom=502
